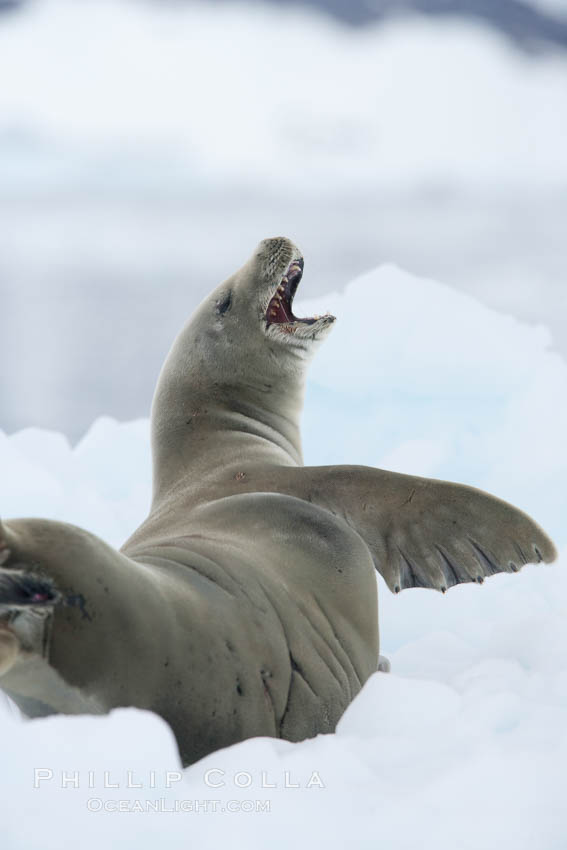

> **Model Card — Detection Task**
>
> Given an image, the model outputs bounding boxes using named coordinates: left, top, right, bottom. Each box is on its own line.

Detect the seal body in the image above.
left=0, top=238, right=556, bottom=765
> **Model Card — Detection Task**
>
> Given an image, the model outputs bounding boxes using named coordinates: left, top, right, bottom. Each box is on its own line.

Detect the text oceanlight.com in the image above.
left=86, top=798, right=271, bottom=814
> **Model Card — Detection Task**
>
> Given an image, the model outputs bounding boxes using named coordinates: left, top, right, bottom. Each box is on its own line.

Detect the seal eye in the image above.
left=215, top=291, right=233, bottom=316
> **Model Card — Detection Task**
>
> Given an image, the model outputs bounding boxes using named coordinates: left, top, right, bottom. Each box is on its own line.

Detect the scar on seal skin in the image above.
left=0, top=237, right=557, bottom=766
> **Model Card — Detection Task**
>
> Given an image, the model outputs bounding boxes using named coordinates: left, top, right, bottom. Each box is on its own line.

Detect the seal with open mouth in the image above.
left=0, top=237, right=557, bottom=765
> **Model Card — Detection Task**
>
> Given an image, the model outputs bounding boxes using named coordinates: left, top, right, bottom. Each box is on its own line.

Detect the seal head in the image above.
left=193, top=236, right=336, bottom=377
left=149, top=237, right=336, bottom=501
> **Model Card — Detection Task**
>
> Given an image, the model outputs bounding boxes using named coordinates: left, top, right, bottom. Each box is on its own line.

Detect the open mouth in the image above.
left=265, top=258, right=319, bottom=328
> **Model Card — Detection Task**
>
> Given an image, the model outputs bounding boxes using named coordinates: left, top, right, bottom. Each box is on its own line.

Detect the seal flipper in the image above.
left=253, top=466, right=557, bottom=593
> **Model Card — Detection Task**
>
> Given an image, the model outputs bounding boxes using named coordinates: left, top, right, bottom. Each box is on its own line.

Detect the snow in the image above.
left=1, top=264, right=566, bottom=847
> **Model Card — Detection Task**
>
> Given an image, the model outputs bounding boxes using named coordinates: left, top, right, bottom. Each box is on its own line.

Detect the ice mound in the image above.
left=1, top=264, right=565, bottom=848
left=301, top=264, right=566, bottom=546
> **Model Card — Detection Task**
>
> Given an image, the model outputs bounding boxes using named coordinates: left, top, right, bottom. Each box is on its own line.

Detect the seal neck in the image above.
left=149, top=363, right=306, bottom=507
